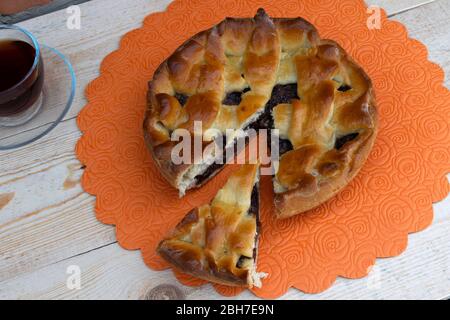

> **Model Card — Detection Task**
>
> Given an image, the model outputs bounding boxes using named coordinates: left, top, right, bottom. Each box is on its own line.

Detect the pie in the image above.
left=157, top=164, right=264, bottom=287
left=144, top=8, right=378, bottom=219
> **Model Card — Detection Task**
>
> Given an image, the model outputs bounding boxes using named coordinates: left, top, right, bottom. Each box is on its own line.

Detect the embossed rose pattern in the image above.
left=76, top=0, right=450, bottom=298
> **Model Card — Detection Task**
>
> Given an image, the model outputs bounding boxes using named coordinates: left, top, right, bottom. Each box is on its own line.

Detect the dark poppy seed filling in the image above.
left=249, top=83, right=299, bottom=131
left=251, top=184, right=260, bottom=262
left=337, top=84, right=352, bottom=92
left=194, top=132, right=256, bottom=186
left=194, top=135, right=227, bottom=185
left=222, top=87, right=251, bottom=105
left=248, top=111, right=273, bottom=130
left=174, top=92, right=189, bottom=106
left=278, top=138, right=293, bottom=155
left=192, top=84, right=299, bottom=188
left=236, top=184, right=260, bottom=269
left=194, top=162, right=225, bottom=185
left=248, top=184, right=259, bottom=216
left=335, top=132, right=359, bottom=150
left=266, top=83, right=299, bottom=110
left=236, top=255, right=252, bottom=269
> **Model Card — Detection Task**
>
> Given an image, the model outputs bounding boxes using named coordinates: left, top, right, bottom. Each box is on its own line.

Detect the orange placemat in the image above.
left=76, top=0, right=450, bottom=298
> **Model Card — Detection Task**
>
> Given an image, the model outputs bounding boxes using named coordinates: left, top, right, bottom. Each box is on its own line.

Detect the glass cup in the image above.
left=0, top=24, right=44, bottom=126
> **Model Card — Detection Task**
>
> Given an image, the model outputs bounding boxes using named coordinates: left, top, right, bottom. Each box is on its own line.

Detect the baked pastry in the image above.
left=157, top=164, right=264, bottom=287
left=144, top=9, right=377, bottom=218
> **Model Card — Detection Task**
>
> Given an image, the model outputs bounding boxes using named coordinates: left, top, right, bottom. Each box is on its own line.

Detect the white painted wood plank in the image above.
left=0, top=194, right=448, bottom=300
left=0, top=0, right=449, bottom=300
left=367, top=0, right=437, bottom=15
left=0, top=118, right=117, bottom=281
left=386, top=0, right=450, bottom=85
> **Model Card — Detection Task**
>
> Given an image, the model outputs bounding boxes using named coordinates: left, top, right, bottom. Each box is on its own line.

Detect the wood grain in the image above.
left=388, top=0, right=450, bottom=85
left=1, top=204, right=449, bottom=299
left=0, top=0, right=89, bottom=24
left=370, top=0, right=437, bottom=15
left=0, top=0, right=448, bottom=300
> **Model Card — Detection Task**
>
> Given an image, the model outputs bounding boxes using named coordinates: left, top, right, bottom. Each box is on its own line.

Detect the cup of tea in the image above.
left=0, top=24, right=75, bottom=150
left=0, top=24, right=45, bottom=126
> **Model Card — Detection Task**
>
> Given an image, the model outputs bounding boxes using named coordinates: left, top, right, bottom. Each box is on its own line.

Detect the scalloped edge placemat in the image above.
left=76, top=0, right=450, bottom=298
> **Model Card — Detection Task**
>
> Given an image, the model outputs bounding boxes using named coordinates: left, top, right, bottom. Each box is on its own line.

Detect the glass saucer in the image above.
left=0, top=44, right=76, bottom=150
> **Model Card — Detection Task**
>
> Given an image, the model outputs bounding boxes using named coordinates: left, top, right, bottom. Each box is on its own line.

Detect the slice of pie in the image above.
left=157, top=164, right=264, bottom=287
left=144, top=9, right=378, bottom=218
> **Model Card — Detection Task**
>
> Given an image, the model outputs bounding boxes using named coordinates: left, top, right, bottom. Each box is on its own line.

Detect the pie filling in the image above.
left=337, top=84, right=352, bottom=92
left=236, top=184, right=259, bottom=270
left=240, top=182, right=266, bottom=287
left=249, top=184, right=260, bottom=269
left=174, top=92, right=189, bottom=106
left=180, top=82, right=361, bottom=197
left=194, top=162, right=225, bottom=186
left=183, top=83, right=300, bottom=192
left=222, top=87, right=251, bottom=106
left=278, top=138, right=294, bottom=155
left=334, top=132, right=359, bottom=150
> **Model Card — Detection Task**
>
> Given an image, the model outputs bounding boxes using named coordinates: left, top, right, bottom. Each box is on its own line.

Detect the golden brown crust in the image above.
left=272, top=38, right=378, bottom=218
left=157, top=164, right=260, bottom=287
left=144, top=9, right=280, bottom=192
left=144, top=8, right=378, bottom=218
left=274, top=128, right=377, bottom=218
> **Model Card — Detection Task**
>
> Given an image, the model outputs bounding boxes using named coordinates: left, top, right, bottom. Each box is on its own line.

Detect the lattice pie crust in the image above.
left=144, top=8, right=377, bottom=218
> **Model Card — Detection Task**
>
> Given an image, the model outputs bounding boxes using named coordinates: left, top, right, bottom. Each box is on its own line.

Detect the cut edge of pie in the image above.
left=157, top=164, right=266, bottom=288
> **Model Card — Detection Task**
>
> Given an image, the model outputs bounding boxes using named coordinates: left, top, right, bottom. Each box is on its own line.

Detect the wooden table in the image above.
left=0, top=0, right=449, bottom=300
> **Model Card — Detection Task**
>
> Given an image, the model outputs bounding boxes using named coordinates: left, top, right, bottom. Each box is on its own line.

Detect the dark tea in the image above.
left=0, top=39, right=44, bottom=117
